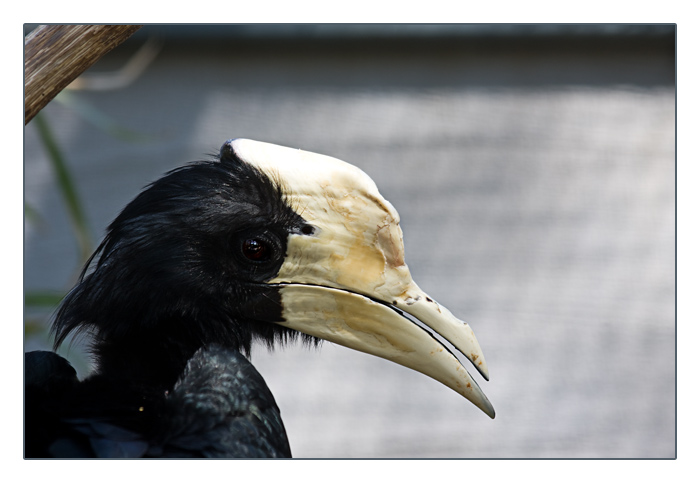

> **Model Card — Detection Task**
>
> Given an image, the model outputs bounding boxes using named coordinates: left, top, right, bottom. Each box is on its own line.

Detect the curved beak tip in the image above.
left=475, top=358, right=490, bottom=381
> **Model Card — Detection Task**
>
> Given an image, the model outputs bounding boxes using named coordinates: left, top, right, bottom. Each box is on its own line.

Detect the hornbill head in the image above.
left=53, top=139, right=494, bottom=419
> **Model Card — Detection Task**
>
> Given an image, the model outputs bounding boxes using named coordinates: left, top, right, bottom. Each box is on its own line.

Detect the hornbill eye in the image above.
left=233, top=229, right=285, bottom=280
left=241, top=238, right=272, bottom=262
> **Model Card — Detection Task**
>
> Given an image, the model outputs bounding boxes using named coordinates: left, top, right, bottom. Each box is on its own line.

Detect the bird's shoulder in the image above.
left=25, top=347, right=291, bottom=458
left=153, top=345, right=292, bottom=458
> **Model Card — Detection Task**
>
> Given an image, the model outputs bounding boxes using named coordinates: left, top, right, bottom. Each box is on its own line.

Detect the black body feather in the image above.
left=26, top=347, right=291, bottom=457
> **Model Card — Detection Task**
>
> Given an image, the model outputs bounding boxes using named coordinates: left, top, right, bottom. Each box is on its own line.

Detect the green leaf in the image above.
left=24, top=201, right=44, bottom=226
left=56, top=91, right=154, bottom=142
left=25, top=290, right=66, bottom=308
left=33, top=113, right=93, bottom=262
left=24, top=317, right=49, bottom=338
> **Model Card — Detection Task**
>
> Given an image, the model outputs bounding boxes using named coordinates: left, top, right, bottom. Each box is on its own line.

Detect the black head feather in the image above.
left=52, top=148, right=316, bottom=385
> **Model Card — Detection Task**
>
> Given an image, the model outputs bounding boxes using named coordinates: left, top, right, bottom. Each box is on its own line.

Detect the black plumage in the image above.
left=26, top=147, right=311, bottom=457
left=26, top=347, right=290, bottom=457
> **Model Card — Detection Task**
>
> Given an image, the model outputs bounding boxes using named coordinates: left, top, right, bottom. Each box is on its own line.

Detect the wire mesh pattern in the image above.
left=24, top=32, right=675, bottom=458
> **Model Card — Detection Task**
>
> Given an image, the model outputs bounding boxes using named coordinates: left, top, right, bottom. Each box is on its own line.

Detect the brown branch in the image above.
left=24, top=25, right=143, bottom=125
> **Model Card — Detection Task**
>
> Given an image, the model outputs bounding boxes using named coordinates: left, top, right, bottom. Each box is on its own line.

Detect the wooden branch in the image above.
left=24, top=25, right=142, bottom=125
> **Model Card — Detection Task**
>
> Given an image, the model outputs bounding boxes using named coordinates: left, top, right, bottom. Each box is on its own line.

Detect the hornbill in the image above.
left=25, top=139, right=494, bottom=458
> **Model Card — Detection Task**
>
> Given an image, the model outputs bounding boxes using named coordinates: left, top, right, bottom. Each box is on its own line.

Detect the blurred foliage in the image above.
left=25, top=34, right=160, bottom=375
left=55, top=91, right=153, bottom=143
left=25, top=110, right=91, bottom=354
left=25, top=96, right=155, bottom=358
left=33, top=112, right=94, bottom=262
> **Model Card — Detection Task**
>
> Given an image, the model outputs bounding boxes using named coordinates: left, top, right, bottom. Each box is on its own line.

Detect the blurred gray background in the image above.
left=24, top=24, right=676, bottom=458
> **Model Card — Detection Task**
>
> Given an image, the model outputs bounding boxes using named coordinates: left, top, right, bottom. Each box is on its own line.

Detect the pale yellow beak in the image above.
left=227, top=138, right=495, bottom=418
left=276, top=284, right=494, bottom=418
